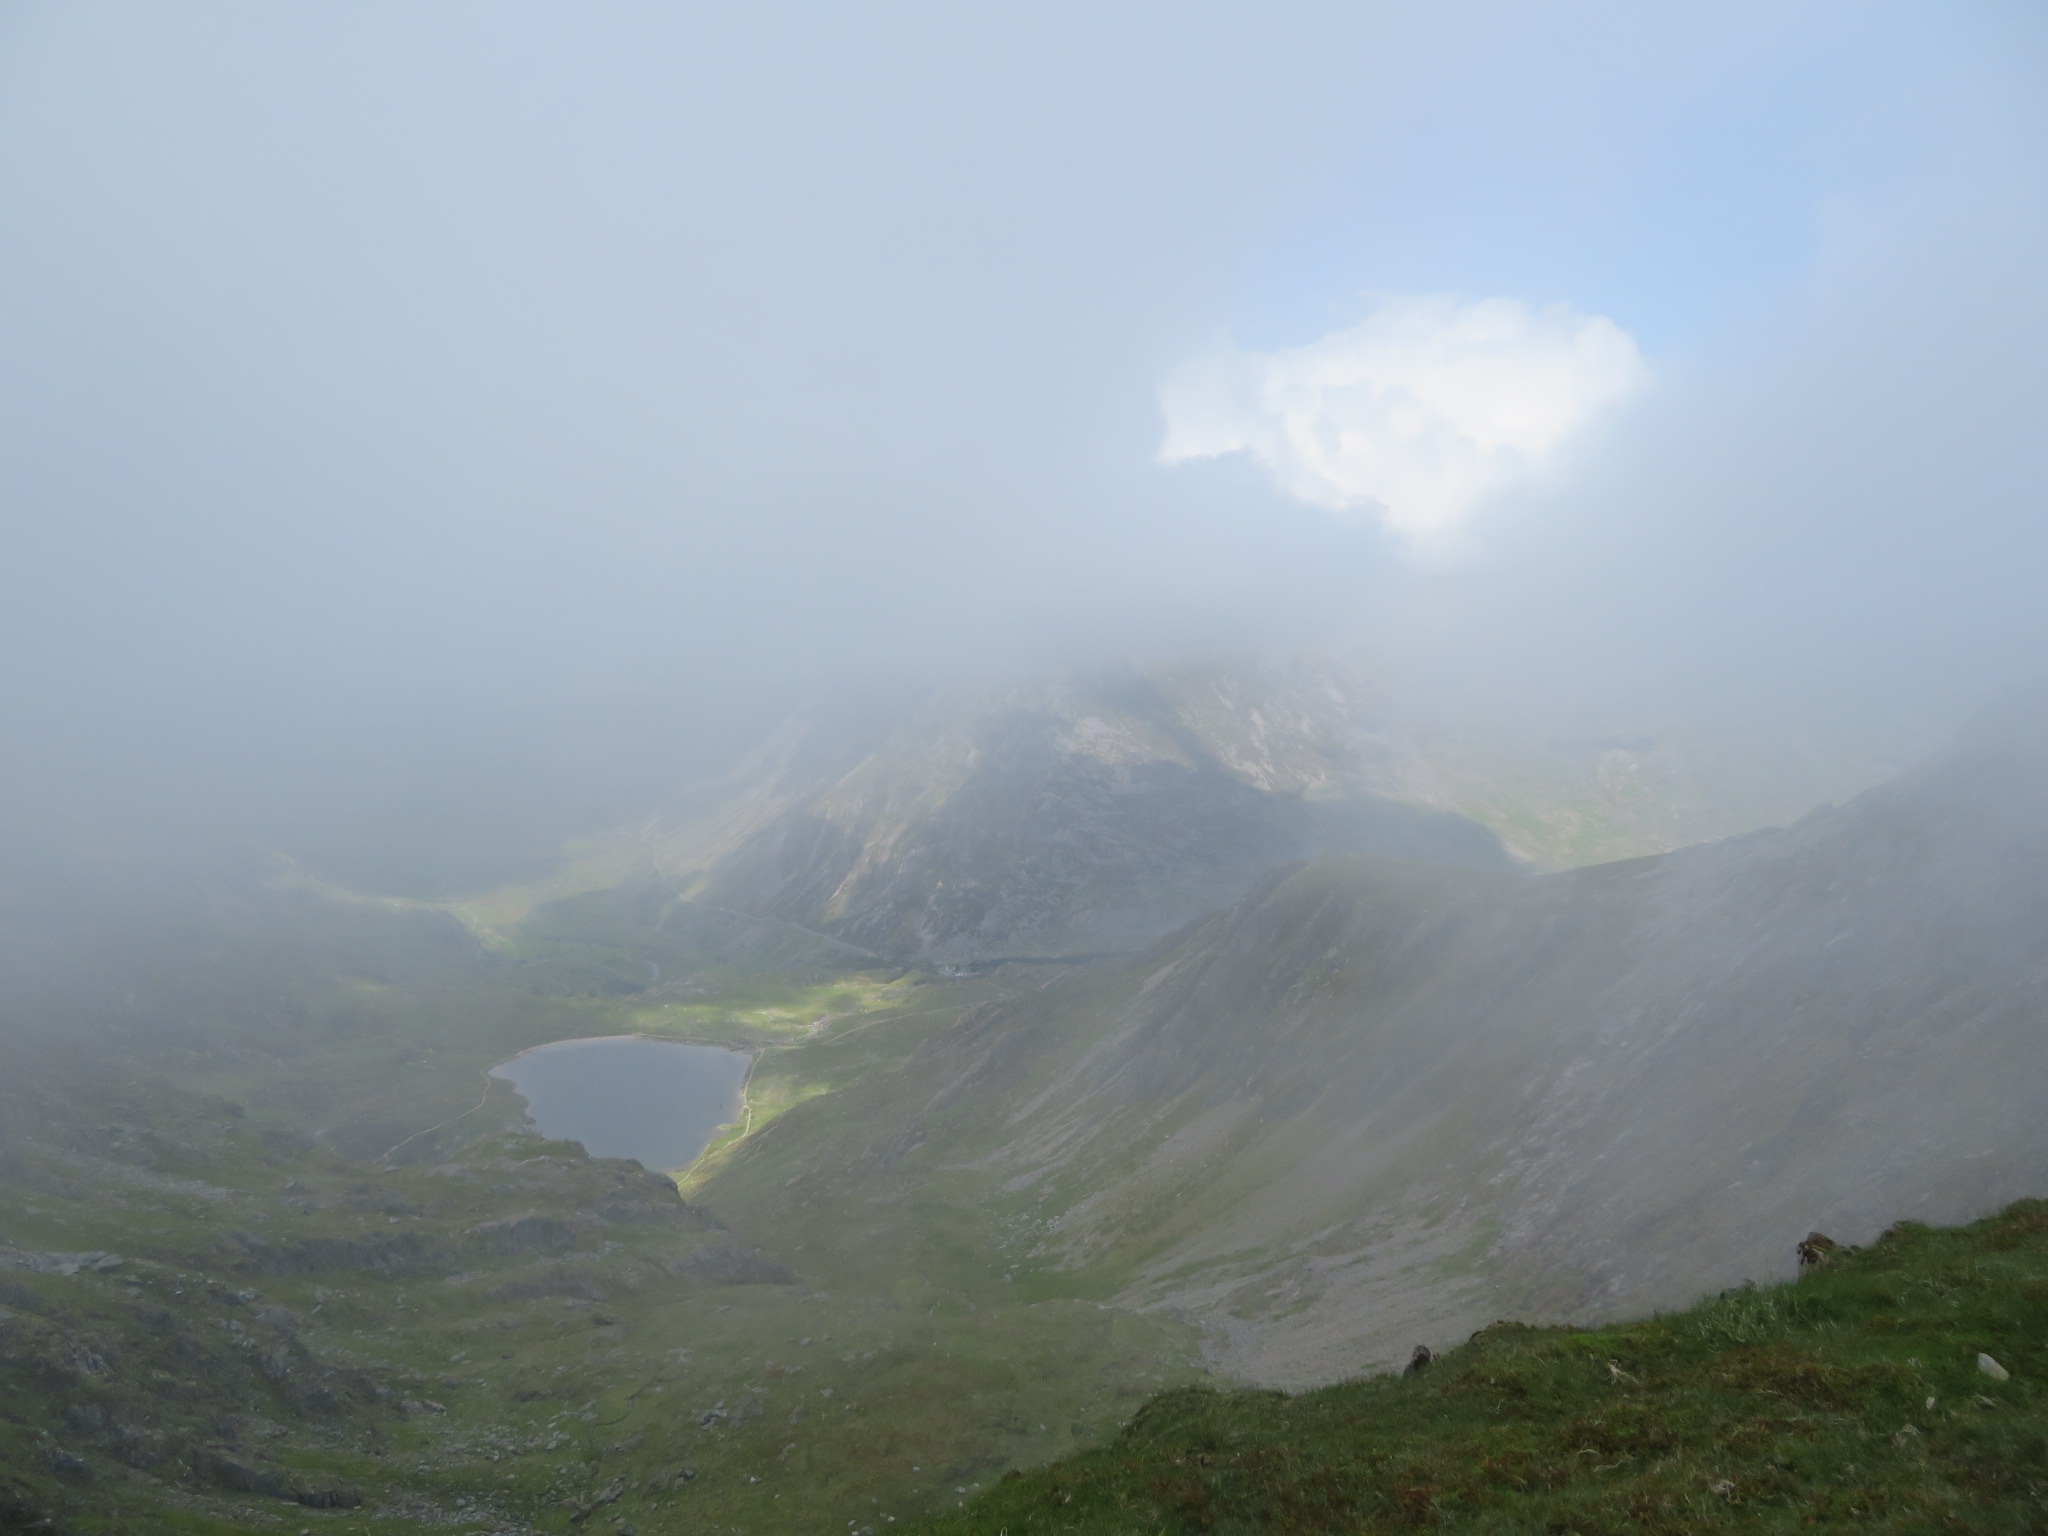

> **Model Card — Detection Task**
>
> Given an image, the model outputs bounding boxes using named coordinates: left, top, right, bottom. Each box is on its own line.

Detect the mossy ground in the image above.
left=914, top=1202, right=2048, bottom=1534
left=0, top=901, right=1202, bottom=1535
left=0, top=1067, right=1198, bottom=1536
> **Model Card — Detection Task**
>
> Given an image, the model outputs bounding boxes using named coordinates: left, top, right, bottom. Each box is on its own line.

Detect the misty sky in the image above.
left=2, top=1, right=2045, bottom=853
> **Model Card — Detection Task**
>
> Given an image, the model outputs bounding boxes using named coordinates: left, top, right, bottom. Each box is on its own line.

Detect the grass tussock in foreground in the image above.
left=917, top=1201, right=2048, bottom=1535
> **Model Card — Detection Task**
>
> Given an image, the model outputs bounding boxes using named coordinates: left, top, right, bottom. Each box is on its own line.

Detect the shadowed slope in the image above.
left=679, top=658, right=1511, bottom=963
left=704, top=691, right=2048, bottom=1385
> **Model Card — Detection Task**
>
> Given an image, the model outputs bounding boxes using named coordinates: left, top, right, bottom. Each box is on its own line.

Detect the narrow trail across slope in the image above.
left=378, top=1070, right=500, bottom=1165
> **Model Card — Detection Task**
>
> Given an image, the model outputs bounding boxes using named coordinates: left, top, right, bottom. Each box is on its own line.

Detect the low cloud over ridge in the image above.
left=1159, top=295, right=1645, bottom=543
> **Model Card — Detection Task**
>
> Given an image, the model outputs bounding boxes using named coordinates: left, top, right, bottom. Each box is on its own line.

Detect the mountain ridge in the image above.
left=697, top=685, right=2048, bottom=1386
left=536, top=657, right=1517, bottom=966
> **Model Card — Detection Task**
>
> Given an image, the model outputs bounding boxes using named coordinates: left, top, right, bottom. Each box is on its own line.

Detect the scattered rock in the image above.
left=1978, top=1352, right=2011, bottom=1381
left=228, top=1229, right=445, bottom=1278
left=474, top=1213, right=582, bottom=1257
left=661, top=1235, right=796, bottom=1286
left=201, top=1454, right=284, bottom=1496
left=1796, top=1232, right=1839, bottom=1269
left=291, top=1487, right=362, bottom=1509
left=565, top=1475, right=627, bottom=1524
left=1, top=1248, right=124, bottom=1277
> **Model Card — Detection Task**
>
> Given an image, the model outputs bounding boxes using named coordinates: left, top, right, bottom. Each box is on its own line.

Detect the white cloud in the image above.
left=1159, top=295, right=1645, bottom=543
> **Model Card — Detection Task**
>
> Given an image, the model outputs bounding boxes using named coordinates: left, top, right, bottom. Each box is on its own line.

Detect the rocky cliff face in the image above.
left=652, top=657, right=1510, bottom=963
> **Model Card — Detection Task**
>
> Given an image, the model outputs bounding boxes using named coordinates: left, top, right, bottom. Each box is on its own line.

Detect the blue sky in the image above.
left=1217, top=5, right=2027, bottom=352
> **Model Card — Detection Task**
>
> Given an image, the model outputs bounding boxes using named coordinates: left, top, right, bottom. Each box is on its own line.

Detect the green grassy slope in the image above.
left=0, top=1063, right=1197, bottom=1536
left=914, top=1202, right=2048, bottom=1534
left=726, top=697, right=2048, bottom=1390
left=0, top=865, right=1204, bottom=1535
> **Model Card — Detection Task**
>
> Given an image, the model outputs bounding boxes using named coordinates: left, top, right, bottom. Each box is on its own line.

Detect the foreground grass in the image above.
left=917, top=1201, right=2048, bottom=1534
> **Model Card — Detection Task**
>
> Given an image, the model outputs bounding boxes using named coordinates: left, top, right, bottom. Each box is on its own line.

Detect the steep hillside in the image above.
left=0, top=1074, right=1192, bottom=1536
left=685, top=658, right=1510, bottom=963
left=700, top=693, right=2048, bottom=1386
left=0, top=1065, right=785, bottom=1534
left=0, top=900, right=1205, bottom=1535
left=408, top=655, right=1917, bottom=966
left=448, top=657, right=1512, bottom=967
left=916, top=1199, right=2048, bottom=1535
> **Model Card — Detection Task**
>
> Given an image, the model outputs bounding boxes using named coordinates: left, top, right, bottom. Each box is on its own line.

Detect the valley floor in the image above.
left=0, top=933, right=1207, bottom=1536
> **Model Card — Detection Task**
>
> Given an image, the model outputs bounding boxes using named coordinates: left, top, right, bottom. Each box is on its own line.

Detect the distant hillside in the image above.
left=913, top=1200, right=2048, bottom=1535
left=531, top=657, right=1511, bottom=966
left=400, top=654, right=1920, bottom=966
left=702, top=689, right=2048, bottom=1384
left=0, top=666, right=2014, bottom=1532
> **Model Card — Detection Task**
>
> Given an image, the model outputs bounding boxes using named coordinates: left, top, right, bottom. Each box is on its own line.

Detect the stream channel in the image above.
left=488, top=1036, right=752, bottom=1172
